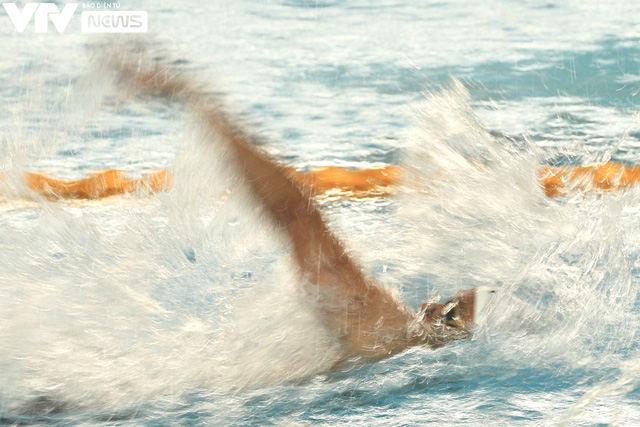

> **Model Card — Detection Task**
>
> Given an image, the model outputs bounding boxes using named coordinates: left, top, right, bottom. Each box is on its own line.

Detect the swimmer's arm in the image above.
left=121, top=65, right=449, bottom=357
left=194, top=104, right=431, bottom=357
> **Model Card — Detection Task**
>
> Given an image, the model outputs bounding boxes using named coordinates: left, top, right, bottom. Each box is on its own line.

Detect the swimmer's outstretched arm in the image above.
left=120, top=65, right=467, bottom=358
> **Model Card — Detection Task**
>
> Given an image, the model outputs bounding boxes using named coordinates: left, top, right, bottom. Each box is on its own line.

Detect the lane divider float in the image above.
left=0, top=163, right=638, bottom=201
left=0, top=169, right=172, bottom=200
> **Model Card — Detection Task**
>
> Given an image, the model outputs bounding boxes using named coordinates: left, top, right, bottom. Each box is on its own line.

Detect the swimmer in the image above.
left=118, top=63, right=488, bottom=360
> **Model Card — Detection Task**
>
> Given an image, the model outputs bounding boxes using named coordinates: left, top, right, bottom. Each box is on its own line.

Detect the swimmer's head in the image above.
left=420, top=289, right=476, bottom=329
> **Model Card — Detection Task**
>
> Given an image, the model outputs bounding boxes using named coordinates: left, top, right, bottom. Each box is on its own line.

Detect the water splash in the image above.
left=393, top=81, right=639, bottom=423
left=0, top=56, right=347, bottom=416
left=0, top=59, right=638, bottom=425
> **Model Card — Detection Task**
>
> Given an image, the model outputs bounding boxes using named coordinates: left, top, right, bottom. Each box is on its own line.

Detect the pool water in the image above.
left=0, top=1, right=639, bottom=425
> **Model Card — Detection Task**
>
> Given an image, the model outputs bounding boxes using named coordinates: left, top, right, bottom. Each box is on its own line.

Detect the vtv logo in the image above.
left=2, top=3, right=78, bottom=33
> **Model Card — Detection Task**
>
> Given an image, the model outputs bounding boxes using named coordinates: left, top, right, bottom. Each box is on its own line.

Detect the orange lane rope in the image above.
left=283, top=166, right=401, bottom=196
left=0, top=163, right=638, bottom=200
left=290, top=163, right=640, bottom=197
left=0, top=169, right=172, bottom=200
left=538, top=163, right=640, bottom=197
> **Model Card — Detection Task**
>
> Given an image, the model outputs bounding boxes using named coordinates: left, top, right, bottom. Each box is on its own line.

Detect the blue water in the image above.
left=1, top=1, right=639, bottom=425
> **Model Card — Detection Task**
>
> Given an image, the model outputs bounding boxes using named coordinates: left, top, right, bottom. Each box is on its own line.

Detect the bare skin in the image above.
left=118, top=63, right=477, bottom=360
